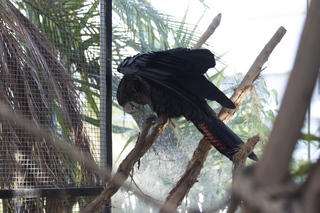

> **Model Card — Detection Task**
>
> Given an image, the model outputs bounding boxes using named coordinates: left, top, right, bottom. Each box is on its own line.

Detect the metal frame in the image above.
left=0, top=188, right=104, bottom=199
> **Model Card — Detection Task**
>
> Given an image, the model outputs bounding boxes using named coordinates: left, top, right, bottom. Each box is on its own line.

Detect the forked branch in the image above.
left=81, top=116, right=169, bottom=212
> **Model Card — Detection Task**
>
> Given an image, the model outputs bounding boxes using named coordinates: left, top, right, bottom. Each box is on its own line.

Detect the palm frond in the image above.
left=0, top=0, right=99, bottom=211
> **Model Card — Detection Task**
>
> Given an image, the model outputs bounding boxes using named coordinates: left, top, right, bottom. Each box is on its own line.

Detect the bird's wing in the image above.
left=143, top=76, right=209, bottom=118
left=177, top=77, right=235, bottom=109
left=118, top=48, right=235, bottom=109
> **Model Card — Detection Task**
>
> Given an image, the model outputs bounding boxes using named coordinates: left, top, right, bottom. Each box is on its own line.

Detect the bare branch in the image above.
left=254, top=0, right=320, bottom=187
left=218, top=26, right=287, bottom=122
left=227, top=135, right=260, bottom=213
left=193, top=13, right=222, bottom=49
left=233, top=135, right=260, bottom=177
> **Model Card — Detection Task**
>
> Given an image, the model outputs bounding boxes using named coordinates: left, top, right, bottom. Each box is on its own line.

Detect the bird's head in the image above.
left=117, top=75, right=150, bottom=114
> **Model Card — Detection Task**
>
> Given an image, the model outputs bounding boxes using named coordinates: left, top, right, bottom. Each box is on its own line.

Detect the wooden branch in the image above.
left=254, top=0, right=320, bottom=187
left=223, top=27, right=285, bottom=213
left=231, top=164, right=298, bottom=213
left=160, top=26, right=286, bottom=212
left=81, top=116, right=169, bottom=212
left=227, top=135, right=260, bottom=213
left=193, top=13, right=221, bottom=49
left=159, top=16, right=221, bottom=212
left=159, top=138, right=212, bottom=212
left=218, top=26, right=287, bottom=121
left=233, top=135, right=260, bottom=177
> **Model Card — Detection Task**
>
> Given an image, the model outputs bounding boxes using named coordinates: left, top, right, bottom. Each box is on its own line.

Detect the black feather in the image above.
left=117, top=48, right=258, bottom=161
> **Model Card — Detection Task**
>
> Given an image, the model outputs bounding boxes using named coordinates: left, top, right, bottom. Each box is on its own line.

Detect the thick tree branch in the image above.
left=254, top=0, right=320, bottom=187
left=232, top=164, right=301, bottom=213
left=301, top=159, right=320, bottom=213
left=160, top=26, right=286, bottom=212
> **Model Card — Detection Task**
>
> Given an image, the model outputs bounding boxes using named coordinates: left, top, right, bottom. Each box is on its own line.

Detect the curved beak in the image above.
left=123, top=101, right=141, bottom=113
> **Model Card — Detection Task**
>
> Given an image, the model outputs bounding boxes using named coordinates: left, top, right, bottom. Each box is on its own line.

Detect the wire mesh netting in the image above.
left=0, top=0, right=279, bottom=212
left=0, top=0, right=103, bottom=212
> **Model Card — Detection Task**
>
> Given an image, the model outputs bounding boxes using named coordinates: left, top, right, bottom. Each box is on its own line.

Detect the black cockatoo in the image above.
left=116, top=48, right=258, bottom=161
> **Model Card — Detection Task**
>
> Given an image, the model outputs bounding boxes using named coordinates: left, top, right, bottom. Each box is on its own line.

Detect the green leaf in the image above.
left=291, top=161, right=314, bottom=176
left=300, top=133, right=320, bottom=142
left=83, top=115, right=100, bottom=127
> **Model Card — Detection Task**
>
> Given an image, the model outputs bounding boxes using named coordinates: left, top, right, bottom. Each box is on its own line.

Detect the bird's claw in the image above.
left=146, top=114, right=157, bottom=124
left=155, top=117, right=164, bottom=124
left=145, top=114, right=166, bottom=125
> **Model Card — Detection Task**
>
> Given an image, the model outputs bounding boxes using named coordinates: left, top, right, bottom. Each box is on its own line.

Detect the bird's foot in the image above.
left=145, top=114, right=157, bottom=124
left=145, top=114, right=167, bottom=125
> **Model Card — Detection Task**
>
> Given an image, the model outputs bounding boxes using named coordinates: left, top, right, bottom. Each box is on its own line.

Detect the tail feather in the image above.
left=192, top=118, right=258, bottom=161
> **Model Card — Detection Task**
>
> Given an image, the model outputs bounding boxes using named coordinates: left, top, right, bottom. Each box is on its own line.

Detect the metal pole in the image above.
left=100, top=0, right=112, bottom=212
